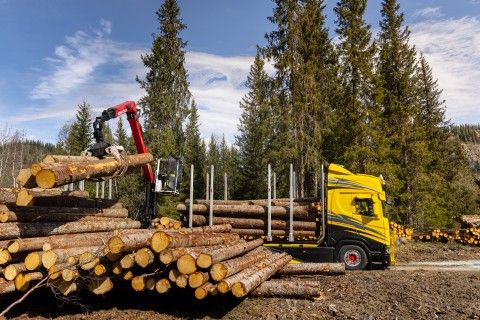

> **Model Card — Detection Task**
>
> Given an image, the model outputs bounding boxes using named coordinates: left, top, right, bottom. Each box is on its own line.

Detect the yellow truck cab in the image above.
left=266, top=163, right=393, bottom=270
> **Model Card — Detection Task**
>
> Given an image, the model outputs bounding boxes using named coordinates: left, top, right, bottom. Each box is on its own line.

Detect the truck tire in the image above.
left=338, top=245, right=368, bottom=270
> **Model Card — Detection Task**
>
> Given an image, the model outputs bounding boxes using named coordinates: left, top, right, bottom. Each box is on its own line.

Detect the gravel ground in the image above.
left=4, top=241, right=480, bottom=320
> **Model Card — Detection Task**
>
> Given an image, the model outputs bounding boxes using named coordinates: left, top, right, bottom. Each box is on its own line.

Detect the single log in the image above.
left=7, top=229, right=136, bottom=253
left=94, top=264, right=109, bottom=277
left=177, top=224, right=232, bottom=234
left=150, top=231, right=240, bottom=253
left=168, top=269, right=180, bottom=282
left=0, top=206, right=129, bottom=223
left=111, top=261, right=123, bottom=275
left=159, top=242, right=243, bottom=265
left=0, top=188, right=21, bottom=204
left=0, top=249, right=11, bottom=265
left=196, top=238, right=263, bottom=269
left=123, top=271, right=134, bottom=281
left=231, top=228, right=316, bottom=238
left=277, top=262, right=345, bottom=276
left=16, top=169, right=36, bottom=188
left=177, top=203, right=317, bottom=219
left=191, top=215, right=317, bottom=231
left=14, top=272, right=43, bottom=291
left=36, top=153, right=153, bottom=188
left=30, top=196, right=122, bottom=208
left=188, top=271, right=209, bottom=288
left=120, top=254, right=135, bottom=269
left=250, top=279, right=323, bottom=299
left=231, top=253, right=291, bottom=297
left=175, top=274, right=188, bottom=288
left=177, top=254, right=197, bottom=274
left=48, top=263, right=70, bottom=280
left=131, top=275, right=146, bottom=292
left=0, top=280, right=15, bottom=295
left=42, top=155, right=99, bottom=164
left=0, top=220, right=141, bottom=240
left=78, top=251, right=100, bottom=270
left=194, top=282, right=217, bottom=300
left=88, top=277, right=113, bottom=295
left=134, top=248, right=155, bottom=268
left=15, top=188, right=89, bottom=206
left=217, top=252, right=281, bottom=293
left=187, top=199, right=319, bottom=206
left=155, top=278, right=171, bottom=294
left=210, top=247, right=270, bottom=281
left=108, top=230, right=157, bottom=254
left=50, top=279, right=78, bottom=296
left=25, top=251, right=43, bottom=271
left=61, top=267, right=79, bottom=282
left=4, top=263, right=27, bottom=280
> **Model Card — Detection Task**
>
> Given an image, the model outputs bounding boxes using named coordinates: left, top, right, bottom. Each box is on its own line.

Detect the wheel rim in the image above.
left=344, top=250, right=361, bottom=268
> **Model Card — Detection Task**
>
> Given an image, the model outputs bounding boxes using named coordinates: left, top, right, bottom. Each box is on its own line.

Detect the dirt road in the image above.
left=5, top=241, right=480, bottom=320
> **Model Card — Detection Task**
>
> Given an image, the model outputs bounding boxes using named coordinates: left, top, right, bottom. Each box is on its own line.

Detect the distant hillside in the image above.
left=452, top=124, right=480, bottom=177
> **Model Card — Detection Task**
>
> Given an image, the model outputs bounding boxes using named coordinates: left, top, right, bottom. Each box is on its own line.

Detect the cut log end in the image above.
left=155, top=278, right=171, bottom=294
left=61, top=268, right=79, bottom=282
left=177, top=254, right=197, bottom=275
left=150, top=232, right=172, bottom=253
left=168, top=269, right=180, bottom=282
left=210, top=263, right=228, bottom=281
left=175, top=274, right=188, bottom=288
left=188, top=272, right=209, bottom=288
left=231, top=282, right=247, bottom=298
left=88, top=277, right=113, bottom=295
left=107, top=236, right=124, bottom=254
left=196, top=253, right=213, bottom=269
left=134, top=248, right=154, bottom=268
left=131, top=276, right=146, bottom=292
left=217, top=281, right=230, bottom=294
left=195, top=287, right=208, bottom=300
left=42, top=251, right=57, bottom=270
left=0, top=250, right=12, bottom=265
left=120, top=254, right=135, bottom=269
left=7, top=241, right=20, bottom=254
left=159, top=250, right=174, bottom=264
left=35, top=170, right=57, bottom=189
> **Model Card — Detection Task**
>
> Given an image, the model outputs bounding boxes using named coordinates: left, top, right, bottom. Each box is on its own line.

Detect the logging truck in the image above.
left=265, top=164, right=395, bottom=270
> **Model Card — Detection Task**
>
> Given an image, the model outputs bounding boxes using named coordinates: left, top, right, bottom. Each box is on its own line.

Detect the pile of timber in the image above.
left=15, top=153, right=153, bottom=189
left=390, top=222, right=413, bottom=240
left=416, top=228, right=480, bottom=246
left=151, top=217, right=182, bottom=230
left=462, top=215, right=480, bottom=228
left=0, top=223, right=345, bottom=301
left=177, top=199, right=322, bottom=241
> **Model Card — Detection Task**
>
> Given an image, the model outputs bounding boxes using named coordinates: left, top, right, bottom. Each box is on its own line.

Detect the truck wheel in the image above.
left=338, top=245, right=368, bottom=270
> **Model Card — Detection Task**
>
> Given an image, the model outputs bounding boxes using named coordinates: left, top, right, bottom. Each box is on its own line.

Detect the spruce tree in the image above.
left=334, top=0, right=378, bottom=173
left=68, top=101, right=93, bottom=155
left=235, top=52, right=272, bottom=199
left=377, top=0, right=427, bottom=224
left=114, top=118, right=129, bottom=148
left=183, top=101, right=205, bottom=198
left=137, top=0, right=191, bottom=158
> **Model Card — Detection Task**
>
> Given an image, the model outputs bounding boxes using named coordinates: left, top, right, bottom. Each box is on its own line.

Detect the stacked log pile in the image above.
left=416, top=228, right=480, bottom=246
left=0, top=223, right=345, bottom=300
left=177, top=199, right=322, bottom=241
left=151, top=217, right=182, bottom=230
left=390, top=222, right=413, bottom=240
left=462, top=215, right=480, bottom=228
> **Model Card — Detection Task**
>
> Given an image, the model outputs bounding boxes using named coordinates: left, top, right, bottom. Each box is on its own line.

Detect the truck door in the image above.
left=351, top=194, right=386, bottom=250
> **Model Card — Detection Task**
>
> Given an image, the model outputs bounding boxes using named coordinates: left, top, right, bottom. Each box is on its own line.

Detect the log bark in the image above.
left=15, top=188, right=89, bottom=206
left=196, top=238, right=263, bottom=269
left=29, top=196, right=122, bottom=208
left=42, top=155, right=99, bottom=164
left=210, top=247, right=270, bottom=281
left=16, top=169, right=36, bottom=188
left=250, top=279, right=323, bottom=299
left=0, top=211, right=127, bottom=223
left=7, top=229, right=138, bottom=253
left=150, top=231, right=240, bottom=253
left=36, top=153, right=153, bottom=188
left=0, top=220, right=141, bottom=240
left=0, top=188, right=21, bottom=204
left=187, top=199, right=320, bottom=206
left=177, top=224, right=232, bottom=234
left=276, top=262, right=345, bottom=276
left=177, top=203, right=317, bottom=219
left=231, top=253, right=291, bottom=297
left=159, top=242, right=242, bottom=265
left=0, top=280, right=15, bottom=295
left=108, top=230, right=157, bottom=254
left=231, top=228, right=316, bottom=238
left=191, top=215, right=317, bottom=230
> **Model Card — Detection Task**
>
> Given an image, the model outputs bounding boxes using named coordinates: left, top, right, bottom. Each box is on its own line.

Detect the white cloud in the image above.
left=413, top=7, right=443, bottom=18
left=12, top=22, right=263, bottom=143
left=410, top=17, right=480, bottom=124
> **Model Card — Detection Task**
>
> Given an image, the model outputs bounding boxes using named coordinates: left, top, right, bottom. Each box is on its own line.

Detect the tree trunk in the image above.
left=210, top=247, right=270, bottom=281
left=0, top=220, right=141, bottom=240
left=1, top=205, right=128, bottom=221
left=0, top=211, right=127, bottom=223
left=29, top=196, right=122, bottom=208
left=231, top=253, right=291, bottom=297
left=191, top=215, right=317, bottom=230
left=16, top=169, right=36, bottom=188
left=42, top=155, right=99, bottom=164
left=194, top=282, right=217, bottom=300
left=0, top=280, right=15, bottom=295
left=0, top=188, right=21, bottom=204
left=196, top=238, right=263, bottom=269
left=107, top=230, right=157, bottom=254
left=277, top=262, right=345, bottom=275
left=14, top=272, right=43, bottom=291
left=177, top=224, right=232, bottom=234
left=15, top=188, right=89, bottom=206
left=41, top=245, right=104, bottom=269
left=186, top=199, right=320, bottom=205
left=150, top=231, right=240, bottom=253
left=250, top=279, right=323, bottom=299
left=36, top=153, right=153, bottom=188
left=159, top=242, right=242, bottom=265
left=177, top=204, right=316, bottom=219
left=7, top=229, right=138, bottom=253
left=188, top=271, right=209, bottom=288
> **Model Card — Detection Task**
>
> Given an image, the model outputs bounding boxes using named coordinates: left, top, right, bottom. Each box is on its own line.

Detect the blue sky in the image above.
left=0, top=0, right=479, bottom=143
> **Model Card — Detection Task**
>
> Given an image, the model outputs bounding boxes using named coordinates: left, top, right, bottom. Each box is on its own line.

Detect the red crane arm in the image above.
left=110, top=101, right=155, bottom=184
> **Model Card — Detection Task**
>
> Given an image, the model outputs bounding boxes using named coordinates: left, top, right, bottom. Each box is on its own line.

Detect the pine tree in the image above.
left=207, top=134, right=222, bottom=199
left=183, top=101, right=205, bottom=198
left=68, top=101, right=93, bottom=155
left=235, top=52, right=272, bottom=199
left=334, top=0, right=378, bottom=173
left=137, top=0, right=191, bottom=158
left=376, top=0, right=427, bottom=225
